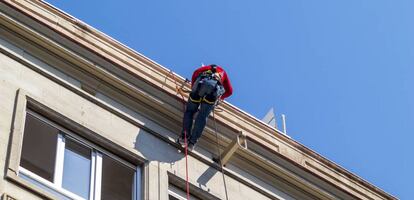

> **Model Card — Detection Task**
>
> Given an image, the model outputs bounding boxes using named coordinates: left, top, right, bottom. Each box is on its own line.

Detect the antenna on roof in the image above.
left=262, top=107, right=288, bottom=136
left=262, top=107, right=277, bottom=129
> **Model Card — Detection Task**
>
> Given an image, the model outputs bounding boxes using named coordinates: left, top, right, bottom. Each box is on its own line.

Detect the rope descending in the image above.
left=166, top=69, right=229, bottom=200
left=213, top=110, right=230, bottom=200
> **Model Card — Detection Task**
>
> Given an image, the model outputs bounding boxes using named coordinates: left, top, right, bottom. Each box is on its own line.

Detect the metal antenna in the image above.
left=281, top=114, right=287, bottom=135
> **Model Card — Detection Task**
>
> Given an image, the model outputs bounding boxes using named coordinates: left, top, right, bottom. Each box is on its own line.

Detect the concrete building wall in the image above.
left=0, top=34, right=287, bottom=199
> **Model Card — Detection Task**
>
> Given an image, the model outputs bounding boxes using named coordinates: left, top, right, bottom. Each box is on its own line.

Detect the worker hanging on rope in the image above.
left=177, top=64, right=233, bottom=151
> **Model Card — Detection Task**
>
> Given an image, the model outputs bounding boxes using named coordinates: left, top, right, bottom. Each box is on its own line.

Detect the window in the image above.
left=168, top=184, right=201, bottom=200
left=19, top=111, right=141, bottom=200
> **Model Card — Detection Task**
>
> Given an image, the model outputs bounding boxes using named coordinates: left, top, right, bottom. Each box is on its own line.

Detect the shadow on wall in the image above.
left=134, top=128, right=183, bottom=164
left=197, top=166, right=219, bottom=189
left=134, top=128, right=221, bottom=189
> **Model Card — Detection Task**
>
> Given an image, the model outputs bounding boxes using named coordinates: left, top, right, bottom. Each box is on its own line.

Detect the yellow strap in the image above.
left=203, top=97, right=216, bottom=104
left=190, top=96, right=202, bottom=103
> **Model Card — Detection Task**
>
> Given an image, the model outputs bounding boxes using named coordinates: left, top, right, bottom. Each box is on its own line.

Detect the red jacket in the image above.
left=191, top=65, right=233, bottom=99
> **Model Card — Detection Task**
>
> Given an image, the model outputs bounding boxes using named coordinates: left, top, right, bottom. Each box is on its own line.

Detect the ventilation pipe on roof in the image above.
left=281, top=114, right=287, bottom=135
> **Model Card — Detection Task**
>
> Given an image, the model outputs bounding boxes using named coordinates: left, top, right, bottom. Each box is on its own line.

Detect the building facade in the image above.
left=0, top=1, right=396, bottom=200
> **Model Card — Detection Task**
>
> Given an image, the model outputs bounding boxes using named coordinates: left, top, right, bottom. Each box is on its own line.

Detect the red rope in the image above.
left=180, top=93, right=190, bottom=199
left=181, top=100, right=190, bottom=200
left=170, top=70, right=190, bottom=200
left=184, top=129, right=190, bottom=200
left=165, top=69, right=190, bottom=199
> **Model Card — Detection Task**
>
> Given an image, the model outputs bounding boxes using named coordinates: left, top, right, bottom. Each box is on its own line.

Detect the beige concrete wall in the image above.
left=0, top=38, right=289, bottom=199
left=0, top=58, right=44, bottom=200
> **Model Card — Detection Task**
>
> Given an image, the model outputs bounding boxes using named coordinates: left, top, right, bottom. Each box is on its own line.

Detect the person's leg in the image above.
left=189, top=100, right=215, bottom=145
left=181, top=93, right=201, bottom=139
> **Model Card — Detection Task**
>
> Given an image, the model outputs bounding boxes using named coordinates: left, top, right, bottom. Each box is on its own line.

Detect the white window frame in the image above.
left=18, top=110, right=141, bottom=200
left=93, top=152, right=102, bottom=200
left=54, top=134, right=65, bottom=188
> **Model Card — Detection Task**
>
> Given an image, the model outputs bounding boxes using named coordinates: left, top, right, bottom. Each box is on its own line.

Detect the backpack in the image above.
left=192, top=66, right=225, bottom=99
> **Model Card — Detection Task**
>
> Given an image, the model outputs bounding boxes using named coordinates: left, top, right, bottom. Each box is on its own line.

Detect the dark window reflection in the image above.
left=101, top=155, right=134, bottom=200
left=20, top=113, right=58, bottom=182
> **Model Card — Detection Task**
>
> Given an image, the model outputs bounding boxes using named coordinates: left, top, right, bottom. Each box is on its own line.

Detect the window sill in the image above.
left=18, top=167, right=86, bottom=200
left=6, top=168, right=57, bottom=200
left=6, top=167, right=89, bottom=200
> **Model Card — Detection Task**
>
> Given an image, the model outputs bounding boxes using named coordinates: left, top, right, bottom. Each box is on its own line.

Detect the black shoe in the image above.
left=176, top=137, right=186, bottom=146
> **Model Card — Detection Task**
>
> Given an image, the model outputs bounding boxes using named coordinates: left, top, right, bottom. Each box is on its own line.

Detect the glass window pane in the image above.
left=20, top=113, right=58, bottom=182
left=169, top=195, right=180, bottom=200
left=62, top=139, right=91, bottom=199
left=101, top=155, right=135, bottom=200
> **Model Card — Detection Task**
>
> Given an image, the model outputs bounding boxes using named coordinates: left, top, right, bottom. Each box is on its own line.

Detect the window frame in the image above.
left=167, top=172, right=220, bottom=200
left=168, top=184, right=201, bottom=200
left=6, top=89, right=143, bottom=200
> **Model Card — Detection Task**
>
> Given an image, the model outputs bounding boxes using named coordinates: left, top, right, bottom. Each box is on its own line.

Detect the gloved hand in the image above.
left=212, top=72, right=222, bottom=82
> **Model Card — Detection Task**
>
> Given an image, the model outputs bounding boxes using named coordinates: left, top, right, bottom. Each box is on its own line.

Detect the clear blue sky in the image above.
left=46, top=0, right=412, bottom=199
